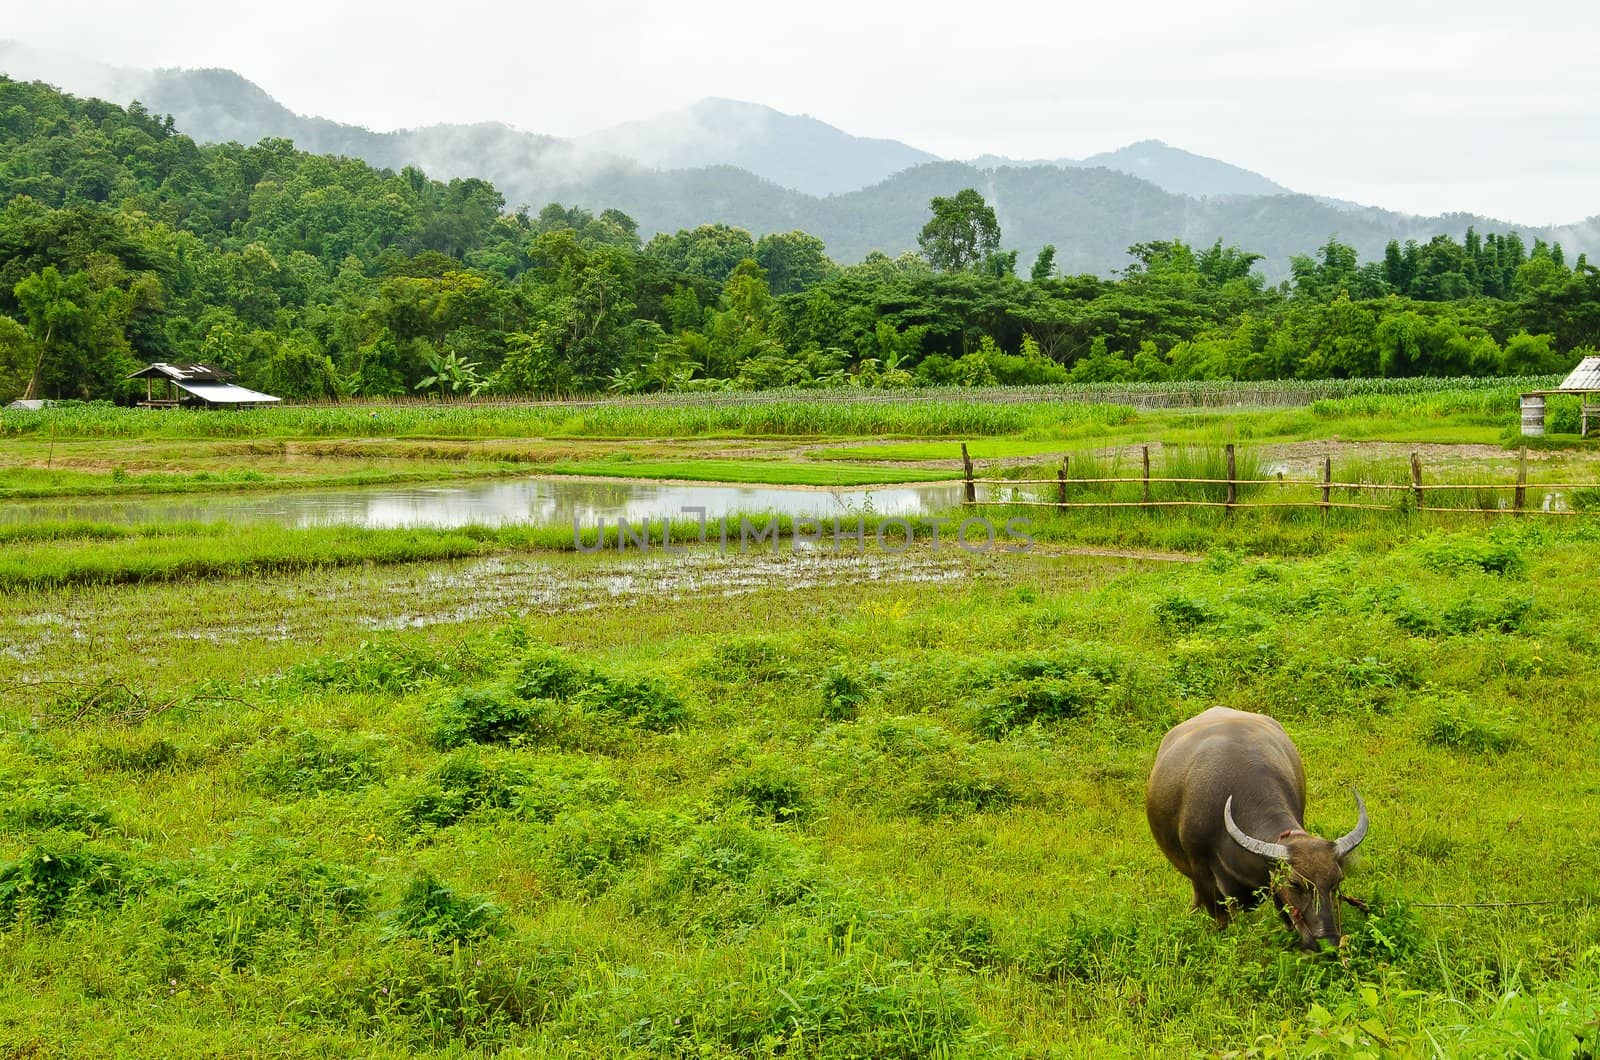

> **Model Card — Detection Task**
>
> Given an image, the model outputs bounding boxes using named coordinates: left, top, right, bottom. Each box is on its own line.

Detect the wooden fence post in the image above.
left=1142, top=445, right=1152, bottom=506
left=960, top=443, right=976, bottom=504
left=1410, top=452, right=1423, bottom=512
left=1224, top=444, right=1237, bottom=510
left=1057, top=458, right=1068, bottom=509
left=1514, top=448, right=1528, bottom=513
left=1321, top=457, right=1332, bottom=523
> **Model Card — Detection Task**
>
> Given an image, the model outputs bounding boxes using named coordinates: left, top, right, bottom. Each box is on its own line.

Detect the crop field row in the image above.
left=0, top=378, right=1565, bottom=445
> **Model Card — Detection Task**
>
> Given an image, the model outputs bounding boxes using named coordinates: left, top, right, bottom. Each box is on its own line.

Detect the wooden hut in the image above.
left=128, top=363, right=282, bottom=408
left=1520, top=357, right=1600, bottom=437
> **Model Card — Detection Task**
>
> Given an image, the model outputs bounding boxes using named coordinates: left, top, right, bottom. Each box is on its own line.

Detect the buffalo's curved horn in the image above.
left=1224, top=795, right=1290, bottom=861
left=1333, top=788, right=1369, bottom=858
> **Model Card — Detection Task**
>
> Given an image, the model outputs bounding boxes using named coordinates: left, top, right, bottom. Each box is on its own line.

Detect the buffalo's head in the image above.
left=1224, top=791, right=1368, bottom=951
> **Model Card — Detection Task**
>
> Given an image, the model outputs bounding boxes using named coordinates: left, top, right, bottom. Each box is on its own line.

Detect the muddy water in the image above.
left=0, top=549, right=992, bottom=674
left=0, top=477, right=993, bottom=529
left=365, top=549, right=978, bottom=632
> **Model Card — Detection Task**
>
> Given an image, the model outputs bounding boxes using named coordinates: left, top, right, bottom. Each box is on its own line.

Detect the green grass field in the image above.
left=4, top=381, right=1600, bottom=1057
left=3, top=522, right=1599, bottom=1055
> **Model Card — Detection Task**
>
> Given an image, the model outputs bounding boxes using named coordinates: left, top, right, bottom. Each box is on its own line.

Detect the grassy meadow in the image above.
left=3, top=379, right=1600, bottom=1057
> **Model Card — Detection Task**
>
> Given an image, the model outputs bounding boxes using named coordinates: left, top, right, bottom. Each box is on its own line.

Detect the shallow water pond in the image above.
left=0, top=476, right=1001, bottom=529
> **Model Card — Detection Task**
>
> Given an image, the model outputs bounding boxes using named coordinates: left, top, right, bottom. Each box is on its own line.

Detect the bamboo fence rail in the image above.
left=957, top=443, right=1598, bottom=518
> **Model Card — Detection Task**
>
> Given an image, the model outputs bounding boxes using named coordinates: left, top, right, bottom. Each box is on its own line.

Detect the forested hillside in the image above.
left=10, top=47, right=1599, bottom=277
left=1, top=76, right=1597, bottom=403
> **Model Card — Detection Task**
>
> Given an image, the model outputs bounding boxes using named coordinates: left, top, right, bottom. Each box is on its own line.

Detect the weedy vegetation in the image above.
left=2, top=388, right=1600, bottom=1056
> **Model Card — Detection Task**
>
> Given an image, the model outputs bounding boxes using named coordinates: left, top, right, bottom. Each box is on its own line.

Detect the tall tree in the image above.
left=1030, top=245, right=1057, bottom=282
left=917, top=189, right=1001, bottom=273
left=754, top=231, right=835, bottom=295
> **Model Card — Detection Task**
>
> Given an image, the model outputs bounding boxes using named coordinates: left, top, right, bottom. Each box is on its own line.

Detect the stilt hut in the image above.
left=128, top=363, right=281, bottom=408
left=1520, top=357, right=1600, bottom=437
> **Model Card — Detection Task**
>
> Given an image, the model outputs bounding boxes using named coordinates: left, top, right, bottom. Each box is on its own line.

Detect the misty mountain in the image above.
left=971, top=139, right=1292, bottom=199
left=578, top=98, right=937, bottom=197
left=534, top=159, right=1600, bottom=279
left=4, top=40, right=1597, bottom=278
left=135, top=67, right=571, bottom=177
left=1077, top=140, right=1292, bottom=198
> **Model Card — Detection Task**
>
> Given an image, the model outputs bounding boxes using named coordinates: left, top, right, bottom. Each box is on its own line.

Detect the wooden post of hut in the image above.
left=960, top=443, right=976, bottom=505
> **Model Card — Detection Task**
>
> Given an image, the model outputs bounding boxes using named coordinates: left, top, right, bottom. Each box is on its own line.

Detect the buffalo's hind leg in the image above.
left=1192, top=877, right=1231, bottom=927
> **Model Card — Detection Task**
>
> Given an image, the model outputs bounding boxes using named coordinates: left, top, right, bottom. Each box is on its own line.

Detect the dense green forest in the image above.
left=1, top=76, right=1596, bottom=402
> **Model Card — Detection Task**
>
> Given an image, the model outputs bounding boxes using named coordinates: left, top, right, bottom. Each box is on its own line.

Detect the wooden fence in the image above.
left=958, top=443, right=1600, bottom=518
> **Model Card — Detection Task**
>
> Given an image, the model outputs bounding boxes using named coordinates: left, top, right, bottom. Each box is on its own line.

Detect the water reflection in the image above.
left=2, top=477, right=985, bottom=530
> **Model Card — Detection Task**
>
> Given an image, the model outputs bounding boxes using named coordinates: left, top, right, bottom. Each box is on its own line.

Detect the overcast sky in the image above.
left=8, top=1, right=1600, bottom=223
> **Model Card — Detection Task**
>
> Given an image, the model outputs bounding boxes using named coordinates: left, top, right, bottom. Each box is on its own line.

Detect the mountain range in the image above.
left=3, top=40, right=1598, bottom=277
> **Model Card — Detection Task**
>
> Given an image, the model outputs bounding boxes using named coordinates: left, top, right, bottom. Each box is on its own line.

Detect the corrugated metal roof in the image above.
left=1559, top=356, right=1600, bottom=392
left=171, top=380, right=281, bottom=405
left=127, top=362, right=236, bottom=383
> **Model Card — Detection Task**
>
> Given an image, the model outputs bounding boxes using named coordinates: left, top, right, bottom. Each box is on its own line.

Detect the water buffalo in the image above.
left=1145, top=706, right=1368, bottom=949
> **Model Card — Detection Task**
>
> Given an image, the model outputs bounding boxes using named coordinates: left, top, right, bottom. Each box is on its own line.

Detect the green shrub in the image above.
left=1018, top=913, right=1144, bottom=983
left=869, top=717, right=955, bottom=759
left=510, top=650, right=590, bottom=700
left=1, top=785, right=114, bottom=835
left=902, top=754, right=1019, bottom=819
left=700, top=637, right=796, bottom=684
left=1392, top=591, right=1534, bottom=636
left=381, top=871, right=505, bottom=946
left=614, top=940, right=982, bottom=1058
left=892, top=909, right=1005, bottom=971
left=974, top=673, right=1103, bottom=737
left=1154, top=594, right=1222, bottom=632
left=540, top=805, right=663, bottom=895
left=640, top=819, right=819, bottom=935
left=428, top=686, right=544, bottom=749
left=157, top=841, right=368, bottom=969
left=299, top=938, right=573, bottom=1048
left=1339, top=893, right=1427, bottom=969
left=1421, top=698, right=1518, bottom=753
left=42, top=680, right=155, bottom=727
left=430, top=654, right=686, bottom=748
left=510, top=760, right=621, bottom=822
left=966, top=647, right=1122, bottom=736
left=286, top=638, right=494, bottom=695
left=89, top=733, right=183, bottom=773
left=390, top=750, right=522, bottom=830
left=819, top=665, right=872, bottom=722
left=575, top=675, right=686, bottom=732
left=1167, top=635, right=1284, bottom=700
left=719, top=758, right=810, bottom=823
left=1410, top=532, right=1527, bottom=577
left=242, top=729, right=388, bottom=796
left=0, top=844, right=128, bottom=923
